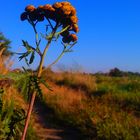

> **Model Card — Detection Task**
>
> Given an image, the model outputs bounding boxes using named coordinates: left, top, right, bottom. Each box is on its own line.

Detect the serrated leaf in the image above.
left=22, top=40, right=26, bottom=47
left=19, top=51, right=30, bottom=61
left=29, top=51, right=35, bottom=64
left=22, top=40, right=33, bottom=51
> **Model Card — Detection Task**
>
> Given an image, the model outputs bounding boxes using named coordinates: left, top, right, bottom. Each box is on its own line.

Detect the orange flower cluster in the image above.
left=21, top=1, right=79, bottom=43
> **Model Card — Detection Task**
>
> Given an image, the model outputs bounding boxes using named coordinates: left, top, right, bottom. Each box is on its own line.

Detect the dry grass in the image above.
left=3, top=86, right=28, bottom=110
left=0, top=48, right=13, bottom=75
left=40, top=71, right=140, bottom=139
left=43, top=70, right=97, bottom=94
left=42, top=82, right=86, bottom=112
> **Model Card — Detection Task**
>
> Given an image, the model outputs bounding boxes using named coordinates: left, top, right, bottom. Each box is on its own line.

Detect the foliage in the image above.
left=15, top=72, right=52, bottom=101
left=0, top=88, right=25, bottom=140
left=0, top=32, right=13, bottom=56
left=41, top=71, right=140, bottom=140
left=96, top=116, right=140, bottom=140
left=108, top=67, right=123, bottom=77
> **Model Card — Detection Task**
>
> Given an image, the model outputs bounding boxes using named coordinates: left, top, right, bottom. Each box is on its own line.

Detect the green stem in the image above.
left=37, top=22, right=59, bottom=76
left=47, top=49, right=65, bottom=69
left=31, top=21, right=42, bottom=56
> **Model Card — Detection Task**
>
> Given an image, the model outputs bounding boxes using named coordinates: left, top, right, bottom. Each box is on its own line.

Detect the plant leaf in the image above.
left=29, top=51, right=35, bottom=64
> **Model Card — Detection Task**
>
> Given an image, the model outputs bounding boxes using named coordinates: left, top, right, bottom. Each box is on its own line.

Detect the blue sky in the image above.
left=0, top=0, right=140, bottom=72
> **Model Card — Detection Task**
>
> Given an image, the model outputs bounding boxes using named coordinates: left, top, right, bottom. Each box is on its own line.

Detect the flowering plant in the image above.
left=20, top=1, right=79, bottom=140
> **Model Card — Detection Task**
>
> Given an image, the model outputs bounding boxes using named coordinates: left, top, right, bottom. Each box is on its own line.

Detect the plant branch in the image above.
left=30, top=21, right=42, bottom=57
left=46, top=48, right=65, bottom=69
left=46, top=18, right=54, bottom=30
left=37, top=22, right=59, bottom=76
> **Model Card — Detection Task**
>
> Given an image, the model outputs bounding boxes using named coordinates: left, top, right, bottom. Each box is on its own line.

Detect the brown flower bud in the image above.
left=70, top=34, right=78, bottom=42
left=43, top=4, right=55, bottom=12
left=62, top=36, right=71, bottom=43
left=61, top=5, right=71, bottom=15
left=72, top=24, right=79, bottom=33
left=37, top=5, right=44, bottom=12
left=38, top=5, right=44, bottom=9
left=60, top=30, right=70, bottom=37
left=25, top=5, right=36, bottom=12
left=70, top=7, right=76, bottom=16
left=29, top=12, right=37, bottom=21
left=20, top=12, right=28, bottom=21
left=53, top=2, right=62, bottom=9
left=70, top=16, right=78, bottom=24
left=37, top=14, right=44, bottom=22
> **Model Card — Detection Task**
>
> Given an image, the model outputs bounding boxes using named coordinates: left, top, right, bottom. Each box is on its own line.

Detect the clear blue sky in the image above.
left=0, top=0, right=140, bottom=72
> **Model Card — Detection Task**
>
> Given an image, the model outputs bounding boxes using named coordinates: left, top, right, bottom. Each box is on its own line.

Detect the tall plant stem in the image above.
left=47, top=48, right=65, bottom=69
left=21, top=23, right=59, bottom=140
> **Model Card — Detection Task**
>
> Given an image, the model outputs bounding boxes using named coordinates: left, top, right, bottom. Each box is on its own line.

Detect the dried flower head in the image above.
left=21, top=1, right=79, bottom=43
left=52, top=2, right=62, bottom=9
left=20, top=12, right=28, bottom=21
left=72, top=24, right=79, bottom=33
left=43, top=4, right=55, bottom=12
left=25, top=5, right=36, bottom=12
left=70, top=7, right=76, bottom=16
left=62, top=36, right=71, bottom=43
left=70, top=16, right=78, bottom=24
left=69, top=34, right=78, bottom=42
left=37, top=5, right=44, bottom=11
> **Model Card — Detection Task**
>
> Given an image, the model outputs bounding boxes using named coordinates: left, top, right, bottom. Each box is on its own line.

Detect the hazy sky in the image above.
left=0, top=0, right=140, bottom=72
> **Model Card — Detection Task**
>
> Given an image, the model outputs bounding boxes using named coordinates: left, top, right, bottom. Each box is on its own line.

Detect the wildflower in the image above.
left=62, top=36, right=71, bottom=43
left=37, top=5, right=44, bottom=12
left=20, top=12, right=28, bottom=21
left=21, top=2, right=79, bottom=43
left=69, top=34, right=78, bottom=42
left=29, top=11, right=37, bottom=21
left=36, top=13, right=44, bottom=22
left=52, top=2, right=62, bottom=9
left=43, top=4, right=55, bottom=12
left=38, top=5, right=44, bottom=9
left=60, top=5, right=71, bottom=15
left=72, top=24, right=79, bottom=33
left=70, top=7, right=76, bottom=16
left=70, top=16, right=78, bottom=24
left=25, top=5, right=36, bottom=12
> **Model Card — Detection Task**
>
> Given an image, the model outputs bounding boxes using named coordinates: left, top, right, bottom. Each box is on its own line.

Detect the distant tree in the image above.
left=0, top=32, right=13, bottom=56
left=109, top=67, right=123, bottom=77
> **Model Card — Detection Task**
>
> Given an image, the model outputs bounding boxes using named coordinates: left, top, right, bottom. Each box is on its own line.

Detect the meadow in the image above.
left=0, top=49, right=140, bottom=140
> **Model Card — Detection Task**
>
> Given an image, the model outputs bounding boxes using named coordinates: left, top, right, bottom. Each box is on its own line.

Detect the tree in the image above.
left=109, top=67, right=123, bottom=77
left=0, top=32, right=13, bottom=56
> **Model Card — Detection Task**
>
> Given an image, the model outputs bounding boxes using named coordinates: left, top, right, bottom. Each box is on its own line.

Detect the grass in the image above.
left=0, top=51, right=38, bottom=140
left=1, top=48, right=140, bottom=139
left=40, top=70, right=140, bottom=139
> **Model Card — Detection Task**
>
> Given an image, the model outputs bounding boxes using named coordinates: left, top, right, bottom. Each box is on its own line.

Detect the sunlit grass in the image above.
left=41, top=70, right=140, bottom=139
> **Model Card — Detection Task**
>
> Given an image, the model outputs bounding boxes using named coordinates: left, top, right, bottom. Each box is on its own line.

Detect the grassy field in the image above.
left=40, top=70, right=140, bottom=139
left=0, top=52, right=140, bottom=139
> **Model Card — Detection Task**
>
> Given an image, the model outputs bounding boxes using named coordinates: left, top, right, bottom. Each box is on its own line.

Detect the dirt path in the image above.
left=33, top=84, right=84, bottom=140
